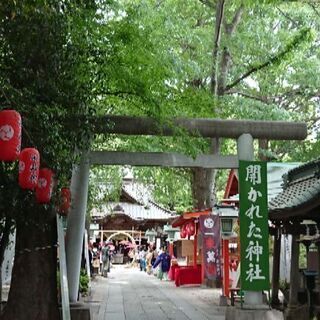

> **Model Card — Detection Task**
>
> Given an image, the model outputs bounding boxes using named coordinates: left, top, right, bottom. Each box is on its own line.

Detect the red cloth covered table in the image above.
left=169, top=264, right=179, bottom=281
left=174, top=265, right=202, bottom=287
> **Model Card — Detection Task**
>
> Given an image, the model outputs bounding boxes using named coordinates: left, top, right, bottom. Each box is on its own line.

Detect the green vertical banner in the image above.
left=239, top=161, right=269, bottom=291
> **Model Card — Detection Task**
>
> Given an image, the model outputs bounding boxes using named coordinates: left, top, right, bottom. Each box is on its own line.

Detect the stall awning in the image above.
left=172, top=209, right=211, bottom=228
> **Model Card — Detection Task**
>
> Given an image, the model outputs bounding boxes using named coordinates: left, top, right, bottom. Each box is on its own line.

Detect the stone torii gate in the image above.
left=65, top=116, right=307, bottom=305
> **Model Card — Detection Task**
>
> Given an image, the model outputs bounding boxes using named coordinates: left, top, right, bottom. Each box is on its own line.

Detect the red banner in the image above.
left=199, top=214, right=221, bottom=280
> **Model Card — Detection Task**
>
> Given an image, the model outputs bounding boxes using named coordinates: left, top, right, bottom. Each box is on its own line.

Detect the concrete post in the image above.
left=66, top=153, right=90, bottom=302
left=284, top=234, right=301, bottom=319
left=288, top=235, right=300, bottom=306
left=271, top=233, right=281, bottom=306
left=237, top=133, right=263, bottom=306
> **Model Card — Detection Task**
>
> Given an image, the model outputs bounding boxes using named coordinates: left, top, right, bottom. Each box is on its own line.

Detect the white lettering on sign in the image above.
left=245, top=263, right=266, bottom=282
left=245, top=240, right=263, bottom=262
left=247, top=221, right=262, bottom=239
left=245, top=204, right=262, bottom=219
left=247, top=187, right=262, bottom=203
left=245, top=165, right=261, bottom=185
left=207, top=250, right=216, bottom=263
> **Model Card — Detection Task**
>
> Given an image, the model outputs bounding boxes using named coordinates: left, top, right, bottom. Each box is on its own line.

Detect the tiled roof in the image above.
left=269, top=159, right=320, bottom=217
left=267, top=162, right=300, bottom=200
left=92, top=201, right=176, bottom=221
left=91, top=180, right=177, bottom=221
left=269, top=176, right=320, bottom=211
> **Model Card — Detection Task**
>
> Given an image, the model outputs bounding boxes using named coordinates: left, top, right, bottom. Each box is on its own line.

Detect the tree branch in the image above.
left=276, top=7, right=299, bottom=28
left=225, top=28, right=310, bottom=91
left=309, top=3, right=320, bottom=18
left=210, top=0, right=226, bottom=95
left=224, top=4, right=244, bottom=35
left=198, top=0, right=215, bottom=9
left=226, top=89, right=271, bottom=104
left=227, top=86, right=320, bottom=107
left=217, top=5, right=244, bottom=95
left=225, top=60, right=277, bottom=92
left=94, top=90, right=141, bottom=97
left=276, top=87, right=320, bottom=102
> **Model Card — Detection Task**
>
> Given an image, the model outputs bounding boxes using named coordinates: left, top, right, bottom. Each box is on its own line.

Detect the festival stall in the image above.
left=171, top=209, right=221, bottom=287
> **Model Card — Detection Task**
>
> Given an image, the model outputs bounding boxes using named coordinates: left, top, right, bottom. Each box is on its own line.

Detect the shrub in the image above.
left=79, top=269, right=89, bottom=296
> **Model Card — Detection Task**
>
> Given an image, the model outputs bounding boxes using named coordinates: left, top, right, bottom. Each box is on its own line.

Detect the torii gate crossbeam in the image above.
left=89, top=151, right=238, bottom=168
left=90, top=115, right=307, bottom=140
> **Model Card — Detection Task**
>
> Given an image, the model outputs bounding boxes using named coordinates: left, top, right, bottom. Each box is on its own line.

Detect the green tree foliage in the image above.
left=0, top=1, right=99, bottom=318
left=88, top=1, right=320, bottom=212
left=88, top=165, right=123, bottom=213
left=69, top=0, right=320, bottom=212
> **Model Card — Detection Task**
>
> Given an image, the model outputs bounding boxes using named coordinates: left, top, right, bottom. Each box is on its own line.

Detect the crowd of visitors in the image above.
left=136, top=246, right=171, bottom=280
left=88, top=241, right=115, bottom=277
left=88, top=240, right=172, bottom=282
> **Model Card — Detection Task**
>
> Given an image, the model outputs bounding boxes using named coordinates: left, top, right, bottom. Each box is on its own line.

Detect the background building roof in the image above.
left=269, top=159, right=320, bottom=220
left=91, top=179, right=176, bottom=221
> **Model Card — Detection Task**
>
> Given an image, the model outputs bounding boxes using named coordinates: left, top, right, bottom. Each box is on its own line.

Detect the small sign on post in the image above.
left=239, top=160, right=269, bottom=291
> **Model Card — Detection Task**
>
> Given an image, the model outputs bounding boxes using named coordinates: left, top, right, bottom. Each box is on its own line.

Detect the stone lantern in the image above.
left=145, top=228, right=157, bottom=243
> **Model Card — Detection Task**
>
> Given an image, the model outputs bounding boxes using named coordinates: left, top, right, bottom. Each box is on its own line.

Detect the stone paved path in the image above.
left=86, top=265, right=226, bottom=320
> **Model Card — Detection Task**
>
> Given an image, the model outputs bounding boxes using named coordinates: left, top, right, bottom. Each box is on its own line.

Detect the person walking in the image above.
left=152, top=247, right=171, bottom=280
left=146, top=248, right=154, bottom=275
left=139, top=247, right=146, bottom=272
left=101, top=243, right=110, bottom=277
left=151, top=246, right=157, bottom=265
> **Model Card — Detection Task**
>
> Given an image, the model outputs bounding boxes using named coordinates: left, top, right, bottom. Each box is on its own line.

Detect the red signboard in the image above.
left=199, top=214, right=221, bottom=280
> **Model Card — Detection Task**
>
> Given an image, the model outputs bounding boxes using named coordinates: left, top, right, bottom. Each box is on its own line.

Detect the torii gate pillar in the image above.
left=66, top=153, right=90, bottom=302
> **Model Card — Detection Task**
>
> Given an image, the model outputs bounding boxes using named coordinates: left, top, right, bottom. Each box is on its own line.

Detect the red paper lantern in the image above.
left=180, top=225, right=187, bottom=239
left=18, top=148, right=40, bottom=189
left=59, top=187, right=71, bottom=216
left=0, top=110, right=21, bottom=161
left=186, top=221, right=195, bottom=236
left=36, top=168, right=54, bottom=204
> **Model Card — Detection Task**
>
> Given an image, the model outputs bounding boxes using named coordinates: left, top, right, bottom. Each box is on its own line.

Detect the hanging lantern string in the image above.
left=17, top=243, right=59, bottom=255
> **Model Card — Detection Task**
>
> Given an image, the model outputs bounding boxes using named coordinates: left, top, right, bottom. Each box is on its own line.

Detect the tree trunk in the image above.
left=192, top=2, right=242, bottom=213
left=191, top=138, right=220, bottom=210
left=258, top=139, right=269, bottom=161
left=191, top=3, right=245, bottom=211
left=1, top=204, right=59, bottom=320
left=191, top=167, right=214, bottom=210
